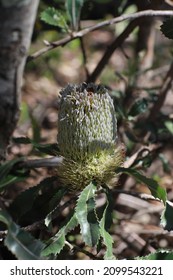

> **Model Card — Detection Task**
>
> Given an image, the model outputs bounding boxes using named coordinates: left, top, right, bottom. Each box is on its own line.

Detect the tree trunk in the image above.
left=0, top=0, right=39, bottom=161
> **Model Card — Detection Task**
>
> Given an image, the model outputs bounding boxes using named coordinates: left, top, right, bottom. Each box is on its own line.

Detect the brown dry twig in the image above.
left=65, top=241, right=100, bottom=260
left=116, top=231, right=156, bottom=255
left=28, top=10, right=173, bottom=61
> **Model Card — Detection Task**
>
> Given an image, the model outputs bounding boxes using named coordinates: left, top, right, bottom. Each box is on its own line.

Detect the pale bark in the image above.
left=0, top=0, right=39, bottom=160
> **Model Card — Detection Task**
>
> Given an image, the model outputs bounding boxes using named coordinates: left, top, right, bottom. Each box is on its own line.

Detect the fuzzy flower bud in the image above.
left=57, top=83, right=124, bottom=192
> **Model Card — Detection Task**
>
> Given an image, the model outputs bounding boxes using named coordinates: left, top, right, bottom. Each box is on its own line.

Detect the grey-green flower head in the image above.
left=57, top=83, right=124, bottom=192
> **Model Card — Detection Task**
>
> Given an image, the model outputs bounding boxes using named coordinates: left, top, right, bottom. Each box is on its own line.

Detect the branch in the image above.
left=28, top=10, right=173, bottom=61
left=17, top=156, right=63, bottom=169
left=87, top=19, right=138, bottom=83
left=116, top=231, right=156, bottom=254
left=113, top=189, right=162, bottom=203
left=65, top=241, right=100, bottom=260
left=79, top=37, right=89, bottom=79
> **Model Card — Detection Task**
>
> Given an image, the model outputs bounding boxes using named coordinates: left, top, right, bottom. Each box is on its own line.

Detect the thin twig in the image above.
left=65, top=241, right=100, bottom=260
left=28, top=10, right=173, bottom=61
left=46, top=195, right=78, bottom=222
left=112, top=189, right=162, bottom=203
left=23, top=220, right=45, bottom=232
left=79, top=37, right=89, bottom=79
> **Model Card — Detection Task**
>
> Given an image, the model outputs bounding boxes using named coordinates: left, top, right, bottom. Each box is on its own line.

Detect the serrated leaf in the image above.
left=86, top=197, right=100, bottom=246
left=40, top=7, right=69, bottom=32
left=0, top=210, right=45, bottom=260
left=101, top=185, right=114, bottom=230
left=42, top=212, right=78, bottom=256
left=128, top=98, right=148, bottom=118
left=99, top=197, right=115, bottom=260
left=161, top=200, right=173, bottom=231
left=66, top=0, right=86, bottom=31
left=45, top=188, right=67, bottom=229
left=136, top=249, right=173, bottom=260
left=75, top=182, right=100, bottom=247
left=160, top=17, right=173, bottom=40
left=117, top=167, right=167, bottom=204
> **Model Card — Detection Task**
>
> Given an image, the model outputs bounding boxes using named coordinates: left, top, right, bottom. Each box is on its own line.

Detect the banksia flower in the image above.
left=57, top=83, right=124, bottom=192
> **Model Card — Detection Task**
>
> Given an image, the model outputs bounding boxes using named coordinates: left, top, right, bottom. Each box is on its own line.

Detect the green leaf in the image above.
left=0, top=158, right=22, bottom=179
left=99, top=197, right=115, bottom=260
left=45, top=188, right=67, bottom=229
left=12, top=137, right=60, bottom=155
left=128, top=98, right=148, bottom=118
left=0, top=158, right=26, bottom=191
left=66, top=0, right=85, bottom=31
left=42, top=212, right=78, bottom=256
left=33, top=143, right=60, bottom=155
left=164, top=120, right=173, bottom=135
left=9, top=177, right=58, bottom=221
left=75, top=182, right=100, bottom=246
left=101, top=185, right=114, bottom=229
left=137, top=249, right=173, bottom=260
left=12, top=137, right=31, bottom=144
left=160, top=17, right=173, bottom=40
left=161, top=201, right=173, bottom=231
left=117, top=167, right=167, bottom=204
left=86, top=197, right=101, bottom=246
left=30, top=112, right=41, bottom=143
left=0, top=210, right=45, bottom=260
left=40, top=7, right=69, bottom=32
left=0, top=175, right=26, bottom=189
